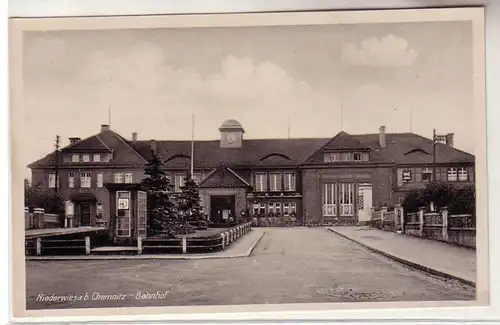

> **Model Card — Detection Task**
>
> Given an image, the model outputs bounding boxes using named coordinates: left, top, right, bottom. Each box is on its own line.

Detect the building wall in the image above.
left=199, top=188, right=248, bottom=221
left=301, top=166, right=393, bottom=223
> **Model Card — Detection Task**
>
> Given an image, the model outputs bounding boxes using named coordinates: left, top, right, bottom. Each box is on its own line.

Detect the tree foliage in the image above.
left=178, top=172, right=205, bottom=223
left=402, top=181, right=475, bottom=214
left=24, top=179, right=64, bottom=215
left=140, top=150, right=178, bottom=237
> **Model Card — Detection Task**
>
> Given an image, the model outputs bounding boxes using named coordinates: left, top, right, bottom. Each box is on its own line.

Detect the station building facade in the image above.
left=28, top=120, right=475, bottom=238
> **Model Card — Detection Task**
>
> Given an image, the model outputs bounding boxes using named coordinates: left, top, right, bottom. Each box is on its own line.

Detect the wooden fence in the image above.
left=26, top=222, right=253, bottom=256
left=140, top=222, right=252, bottom=254
left=371, top=206, right=475, bottom=249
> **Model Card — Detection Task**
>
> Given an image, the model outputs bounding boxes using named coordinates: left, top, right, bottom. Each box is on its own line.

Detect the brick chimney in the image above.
left=132, top=132, right=138, bottom=143
left=150, top=139, right=156, bottom=152
left=101, top=124, right=110, bottom=132
left=445, top=133, right=454, bottom=147
left=379, top=126, right=386, bottom=148
left=69, top=137, right=81, bottom=145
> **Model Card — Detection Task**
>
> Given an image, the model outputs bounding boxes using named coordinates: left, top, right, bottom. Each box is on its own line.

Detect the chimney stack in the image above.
left=132, top=132, right=138, bottom=143
left=69, top=137, right=81, bottom=145
left=379, top=126, right=386, bottom=148
left=150, top=139, right=156, bottom=152
left=445, top=133, right=454, bottom=147
left=101, top=124, right=110, bottom=133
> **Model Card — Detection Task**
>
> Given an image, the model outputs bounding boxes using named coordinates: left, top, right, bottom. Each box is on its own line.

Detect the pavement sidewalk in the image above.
left=328, top=226, right=476, bottom=286
left=27, top=228, right=266, bottom=261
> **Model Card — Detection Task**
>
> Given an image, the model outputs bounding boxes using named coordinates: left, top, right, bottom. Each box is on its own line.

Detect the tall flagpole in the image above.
left=287, top=116, right=291, bottom=139
left=190, top=112, right=195, bottom=176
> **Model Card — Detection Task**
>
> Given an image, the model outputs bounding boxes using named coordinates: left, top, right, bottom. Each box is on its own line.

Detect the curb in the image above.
left=26, top=231, right=266, bottom=261
left=327, top=228, right=476, bottom=287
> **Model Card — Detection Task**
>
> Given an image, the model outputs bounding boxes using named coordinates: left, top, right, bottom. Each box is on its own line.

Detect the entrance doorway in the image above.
left=210, top=196, right=236, bottom=224
left=80, top=202, right=91, bottom=226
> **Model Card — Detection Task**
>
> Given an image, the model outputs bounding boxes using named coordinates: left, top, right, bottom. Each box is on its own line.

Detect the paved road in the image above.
left=26, top=228, right=475, bottom=310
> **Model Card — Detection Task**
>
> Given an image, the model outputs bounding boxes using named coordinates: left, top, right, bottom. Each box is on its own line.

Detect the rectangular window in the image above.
left=353, top=153, right=362, bottom=161
left=114, top=172, right=124, bottom=184
left=341, top=152, right=353, bottom=161
left=255, top=173, right=267, bottom=192
left=174, top=174, right=185, bottom=192
left=447, top=168, right=458, bottom=181
left=124, top=172, right=134, bottom=184
left=284, top=172, right=296, bottom=191
left=458, top=167, right=468, bottom=181
left=193, top=173, right=202, bottom=184
left=97, top=173, right=103, bottom=188
left=71, top=154, right=79, bottom=163
left=324, top=152, right=340, bottom=163
left=339, top=183, right=355, bottom=216
left=323, top=183, right=337, bottom=216
left=68, top=172, right=75, bottom=188
left=82, top=154, right=90, bottom=162
left=93, top=154, right=101, bottom=162
left=253, top=202, right=265, bottom=216
left=48, top=173, right=56, bottom=188
left=269, top=173, right=281, bottom=191
left=80, top=172, right=91, bottom=188
left=422, top=168, right=433, bottom=182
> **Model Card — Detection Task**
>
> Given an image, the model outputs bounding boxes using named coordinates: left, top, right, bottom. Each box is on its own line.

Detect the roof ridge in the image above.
left=106, top=130, right=148, bottom=163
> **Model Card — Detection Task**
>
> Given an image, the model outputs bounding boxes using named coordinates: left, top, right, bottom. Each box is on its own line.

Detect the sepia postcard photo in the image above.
left=9, top=7, right=488, bottom=320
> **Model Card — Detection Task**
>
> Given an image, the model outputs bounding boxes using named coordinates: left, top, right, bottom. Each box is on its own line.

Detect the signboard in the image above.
left=402, top=169, right=412, bottom=182
left=118, top=198, right=129, bottom=210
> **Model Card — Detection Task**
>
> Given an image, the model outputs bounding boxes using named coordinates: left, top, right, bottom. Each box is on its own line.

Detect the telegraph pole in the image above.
left=432, top=129, right=437, bottom=181
left=54, top=135, right=60, bottom=193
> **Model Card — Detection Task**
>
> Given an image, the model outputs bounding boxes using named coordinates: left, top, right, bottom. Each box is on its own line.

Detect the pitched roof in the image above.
left=29, top=129, right=474, bottom=169
left=132, top=138, right=328, bottom=168
left=28, top=129, right=147, bottom=168
left=199, top=166, right=251, bottom=188
left=350, top=133, right=474, bottom=164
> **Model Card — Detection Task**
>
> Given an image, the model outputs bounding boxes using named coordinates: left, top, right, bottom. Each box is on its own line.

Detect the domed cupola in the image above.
left=219, top=119, right=245, bottom=148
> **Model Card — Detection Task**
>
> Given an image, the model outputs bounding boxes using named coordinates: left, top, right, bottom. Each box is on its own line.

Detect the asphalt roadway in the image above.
left=25, top=227, right=475, bottom=310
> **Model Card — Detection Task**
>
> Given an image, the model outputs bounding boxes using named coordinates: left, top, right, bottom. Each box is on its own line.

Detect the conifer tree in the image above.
left=141, top=149, right=178, bottom=237
left=179, top=172, right=205, bottom=223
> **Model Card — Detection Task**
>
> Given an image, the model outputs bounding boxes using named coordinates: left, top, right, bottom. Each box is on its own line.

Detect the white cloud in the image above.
left=342, top=34, right=417, bottom=67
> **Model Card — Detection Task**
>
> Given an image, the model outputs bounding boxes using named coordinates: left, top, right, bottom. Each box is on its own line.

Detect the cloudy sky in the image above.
left=22, top=21, right=474, bottom=177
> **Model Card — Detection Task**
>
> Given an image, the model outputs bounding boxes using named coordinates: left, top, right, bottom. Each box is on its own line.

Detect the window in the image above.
left=323, top=183, right=337, bottom=216
left=82, top=154, right=90, bottom=162
left=114, top=172, right=124, bottom=183
left=174, top=174, right=185, bottom=192
left=193, top=173, right=202, bottom=184
left=253, top=202, right=265, bottom=216
left=422, top=168, right=433, bottom=182
left=254, top=173, right=267, bottom=192
left=269, top=173, right=281, bottom=191
left=458, top=167, right=468, bottom=181
left=283, top=202, right=297, bottom=215
left=80, top=172, right=91, bottom=188
left=71, top=154, right=79, bottom=163
left=353, top=153, right=362, bottom=161
left=48, top=173, right=56, bottom=188
left=284, top=172, right=296, bottom=191
left=324, top=152, right=339, bottom=163
left=124, top=172, right=134, bottom=184
left=268, top=202, right=281, bottom=214
left=447, top=168, right=458, bottom=181
left=341, top=152, right=353, bottom=161
left=68, top=172, right=75, bottom=188
left=97, top=173, right=103, bottom=188
left=93, top=154, right=101, bottom=162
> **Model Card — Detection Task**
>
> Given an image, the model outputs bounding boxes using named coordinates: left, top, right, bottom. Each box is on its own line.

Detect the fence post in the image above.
left=85, top=236, right=90, bottom=255
left=34, top=208, right=45, bottom=229
left=221, top=233, right=225, bottom=249
left=24, top=207, right=29, bottom=229
left=226, top=231, right=230, bottom=245
left=137, top=236, right=142, bottom=255
left=399, top=205, right=405, bottom=234
left=418, top=206, right=426, bottom=237
left=36, top=237, right=42, bottom=256
left=380, top=206, right=387, bottom=229
left=441, top=207, right=449, bottom=242
left=182, top=236, right=187, bottom=254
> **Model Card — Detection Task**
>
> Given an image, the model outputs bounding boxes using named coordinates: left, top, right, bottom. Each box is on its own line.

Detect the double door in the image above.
left=323, top=182, right=356, bottom=217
